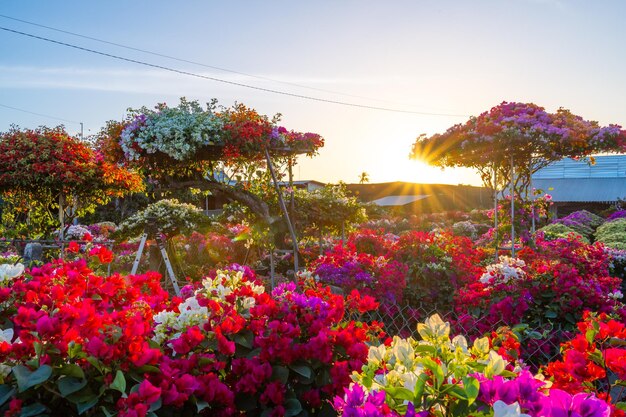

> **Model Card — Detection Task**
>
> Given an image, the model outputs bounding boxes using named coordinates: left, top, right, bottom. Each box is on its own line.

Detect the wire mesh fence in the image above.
left=349, top=302, right=571, bottom=370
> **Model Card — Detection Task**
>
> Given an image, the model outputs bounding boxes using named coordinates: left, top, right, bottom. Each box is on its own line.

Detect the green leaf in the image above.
left=615, top=402, right=626, bottom=411
left=60, top=364, right=85, bottom=379
left=58, top=377, right=87, bottom=397
left=463, top=376, right=480, bottom=405
left=272, top=365, right=289, bottom=384
left=100, top=406, right=115, bottom=417
left=384, top=386, right=414, bottom=401
left=233, top=330, right=254, bottom=349
left=414, top=373, right=429, bottom=401
left=421, top=358, right=444, bottom=388
left=148, top=398, right=161, bottom=412
left=110, top=370, right=126, bottom=394
left=86, top=356, right=103, bottom=373
left=196, top=399, right=210, bottom=412
left=284, top=398, right=303, bottom=417
left=445, top=384, right=468, bottom=401
left=0, top=385, right=16, bottom=407
left=19, top=402, right=47, bottom=417
left=13, top=365, right=52, bottom=393
left=289, top=364, right=312, bottom=379
left=76, top=397, right=99, bottom=415
left=544, top=311, right=558, bottom=319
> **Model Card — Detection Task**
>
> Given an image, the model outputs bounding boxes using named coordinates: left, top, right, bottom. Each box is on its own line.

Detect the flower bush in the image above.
left=455, top=235, right=626, bottom=366
left=309, top=244, right=407, bottom=304
left=392, top=231, right=484, bottom=311
left=119, top=99, right=324, bottom=164
left=595, top=218, right=626, bottom=250
left=334, top=314, right=614, bottom=417
left=0, top=258, right=382, bottom=416
left=543, top=311, right=626, bottom=410
left=116, top=198, right=207, bottom=238
left=537, top=223, right=587, bottom=243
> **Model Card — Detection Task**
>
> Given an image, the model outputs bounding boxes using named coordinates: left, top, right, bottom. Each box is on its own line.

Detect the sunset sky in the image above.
left=1, top=1, right=625, bottom=186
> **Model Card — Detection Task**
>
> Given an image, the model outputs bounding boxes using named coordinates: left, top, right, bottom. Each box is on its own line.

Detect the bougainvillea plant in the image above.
left=0, top=256, right=382, bottom=416
left=410, top=101, right=626, bottom=197
left=0, top=126, right=144, bottom=237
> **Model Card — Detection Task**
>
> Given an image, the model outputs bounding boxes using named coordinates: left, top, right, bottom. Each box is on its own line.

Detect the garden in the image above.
left=0, top=100, right=625, bottom=417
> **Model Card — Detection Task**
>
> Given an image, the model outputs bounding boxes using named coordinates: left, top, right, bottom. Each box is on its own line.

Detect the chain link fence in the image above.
left=350, top=302, right=570, bottom=370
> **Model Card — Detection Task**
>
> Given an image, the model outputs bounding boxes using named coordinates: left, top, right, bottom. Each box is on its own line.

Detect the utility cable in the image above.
left=0, top=103, right=81, bottom=124
left=0, top=26, right=469, bottom=117
left=0, top=13, right=461, bottom=111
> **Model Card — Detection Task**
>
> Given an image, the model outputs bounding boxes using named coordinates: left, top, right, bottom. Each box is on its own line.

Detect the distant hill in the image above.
left=345, top=182, right=493, bottom=213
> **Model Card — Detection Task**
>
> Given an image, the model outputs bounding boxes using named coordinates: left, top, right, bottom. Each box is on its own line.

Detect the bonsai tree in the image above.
left=410, top=102, right=626, bottom=197
left=410, top=102, right=626, bottom=246
left=0, top=126, right=144, bottom=238
left=97, top=98, right=324, bottom=227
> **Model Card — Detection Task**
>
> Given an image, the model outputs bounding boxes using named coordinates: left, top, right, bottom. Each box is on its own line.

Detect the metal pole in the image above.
left=131, top=233, right=148, bottom=275
left=264, top=148, right=300, bottom=274
left=494, top=166, right=499, bottom=261
left=157, top=235, right=180, bottom=296
left=530, top=174, right=536, bottom=234
left=510, top=155, right=515, bottom=257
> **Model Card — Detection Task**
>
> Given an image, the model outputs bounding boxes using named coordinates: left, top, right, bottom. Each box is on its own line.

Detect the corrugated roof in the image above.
left=371, top=195, right=430, bottom=206
left=533, top=155, right=626, bottom=179
left=532, top=178, right=626, bottom=202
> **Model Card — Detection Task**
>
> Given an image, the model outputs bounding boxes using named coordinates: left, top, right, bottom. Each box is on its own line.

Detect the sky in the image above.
left=1, top=1, right=626, bottom=186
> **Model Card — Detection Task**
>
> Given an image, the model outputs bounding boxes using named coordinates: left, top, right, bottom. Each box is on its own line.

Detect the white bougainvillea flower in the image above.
left=493, top=401, right=530, bottom=417
left=417, top=313, right=450, bottom=340
left=0, top=263, right=25, bottom=284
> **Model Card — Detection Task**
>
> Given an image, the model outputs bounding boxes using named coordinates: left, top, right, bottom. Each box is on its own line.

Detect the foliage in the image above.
left=293, top=184, right=367, bottom=235
left=537, top=223, right=587, bottom=243
left=595, top=218, right=626, bottom=250
left=0, top=126, right=143, bottom=237
left=116, top=198, right=208, bottom=238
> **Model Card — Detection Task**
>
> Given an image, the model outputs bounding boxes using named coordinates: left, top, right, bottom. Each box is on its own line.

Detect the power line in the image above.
left=0, top=103, right=81, bottom=124
left=0, top=26, right=469, bottom=117
left=0, top=13, right=458, bottom=111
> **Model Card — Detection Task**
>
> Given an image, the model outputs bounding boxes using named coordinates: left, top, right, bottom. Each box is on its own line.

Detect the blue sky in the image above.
left=1, top=1, right=626, bottom=185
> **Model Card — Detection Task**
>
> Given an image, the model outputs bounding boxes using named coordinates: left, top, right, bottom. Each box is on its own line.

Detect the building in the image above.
left=532, top=155, right=626, bottom=216
left=346, top=182, right=492, bottom=213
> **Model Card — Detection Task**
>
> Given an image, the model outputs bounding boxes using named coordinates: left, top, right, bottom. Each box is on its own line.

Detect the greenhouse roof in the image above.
left=532, top=155, right=626, bottom=179
left=532, top=178, right=626, bottom=203
left=370, top=195, right=430, bottom=206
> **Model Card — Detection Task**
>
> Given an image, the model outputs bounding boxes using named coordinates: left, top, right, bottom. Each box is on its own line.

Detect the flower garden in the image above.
left=0, top=100, right=625, bottom=416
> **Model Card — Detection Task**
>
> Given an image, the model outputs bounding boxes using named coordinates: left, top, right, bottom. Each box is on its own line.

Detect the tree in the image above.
left=410, top=102, right=626, bottom=197
left=97, top=99, right=324, bottom=227
left=0, top=126, right=144, bottom=237
left=358, top=172, right=370, bottom=184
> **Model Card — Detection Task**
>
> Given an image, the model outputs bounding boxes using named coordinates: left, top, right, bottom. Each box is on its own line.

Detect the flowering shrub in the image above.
left=537, top=223, right=587, bottom=243
left=116, top=198, right=207, bottom=238
left=595, top=218, right=626, bottom=250
left=392, top=231, right=484, bottom=310
left=0, top=259, right=381, bottom=416
left=550, top=210, right=603, bottom=241
left=544, top=312, right=626, bottom=411
left=455, top=236, right=626, bottom=366
left=607, top=209, right=626, bottom=222
left=310, top=245, right=407, bottom=304
left=0, top=126, right=143, bottom=237
left=168, top=231, right=246, bottom=280
left=334, top=314, right=614, bottom=416
left=452, top=220, right=478, bottom=239
left=119, top=99, right=324, bottom=164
